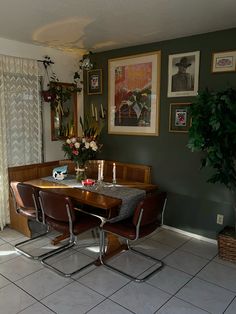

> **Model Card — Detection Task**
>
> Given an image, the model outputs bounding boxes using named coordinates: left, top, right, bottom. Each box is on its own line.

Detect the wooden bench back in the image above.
left=60, top=159, right=151, bottom=184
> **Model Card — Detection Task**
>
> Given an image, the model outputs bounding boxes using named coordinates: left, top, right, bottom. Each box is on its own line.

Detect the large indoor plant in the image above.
left=188, top=87, right=236, bottom=230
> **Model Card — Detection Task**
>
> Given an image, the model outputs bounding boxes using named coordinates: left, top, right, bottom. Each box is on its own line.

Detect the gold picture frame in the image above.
left=169, top=103, right=191, bottom=133
left=87, top=69, right=102, bottom=95
left=212, top=50, right=236, bottom=73
left=50, top=82, right=77, bottom=141
left=108, top=51, right=161, bottom=136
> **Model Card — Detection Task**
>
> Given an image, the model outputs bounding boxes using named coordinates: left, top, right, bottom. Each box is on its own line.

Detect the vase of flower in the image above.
left=62, top=134, right=102, bottom=183
left=75, top=162, right=87, bottom=182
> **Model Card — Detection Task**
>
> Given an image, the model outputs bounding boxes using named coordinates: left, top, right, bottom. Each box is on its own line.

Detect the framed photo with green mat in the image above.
left=169, top=103, right=191, bottom=133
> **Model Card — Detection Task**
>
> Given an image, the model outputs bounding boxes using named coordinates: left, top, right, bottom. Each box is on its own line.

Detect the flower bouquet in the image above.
left=62, top=136, right=101, bottom=181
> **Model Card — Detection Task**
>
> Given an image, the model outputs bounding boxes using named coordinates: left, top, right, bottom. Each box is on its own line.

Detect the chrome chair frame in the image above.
left=39, top=191, right=101, bottom=277
left=100, top=194, right=167, bottom=282
left=10, top=182, right=50, bottom=260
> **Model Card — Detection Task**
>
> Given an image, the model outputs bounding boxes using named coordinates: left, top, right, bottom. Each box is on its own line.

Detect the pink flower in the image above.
left=72, top=150, right=78, bottom=155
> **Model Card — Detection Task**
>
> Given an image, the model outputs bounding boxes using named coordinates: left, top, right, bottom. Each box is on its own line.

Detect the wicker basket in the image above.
left=218, top=227, right=236, bottom=262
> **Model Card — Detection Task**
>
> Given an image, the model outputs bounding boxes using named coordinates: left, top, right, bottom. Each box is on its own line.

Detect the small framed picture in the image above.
left=87, top=69, right=102, bottom=95
left=212, top=51, right=236, bottom=73
left=169, top=103, right=191, bottom=133
left=167, top=51, right=200, bottom=97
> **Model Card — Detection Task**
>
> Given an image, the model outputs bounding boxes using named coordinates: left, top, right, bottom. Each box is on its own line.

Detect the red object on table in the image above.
left=82, top=179, right=95, bottom=186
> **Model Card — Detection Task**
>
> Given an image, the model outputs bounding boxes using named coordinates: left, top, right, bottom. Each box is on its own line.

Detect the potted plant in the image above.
left=188, top=87, right=236, bottom=231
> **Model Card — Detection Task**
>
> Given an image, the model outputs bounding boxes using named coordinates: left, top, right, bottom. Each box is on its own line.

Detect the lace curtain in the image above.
left=0, top=55, right=42, bottom=229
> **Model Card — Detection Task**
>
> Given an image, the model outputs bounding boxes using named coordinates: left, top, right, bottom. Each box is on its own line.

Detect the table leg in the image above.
left=51, top=233, right=69, bottom=245
left=95, top=233, right=128, bottom=265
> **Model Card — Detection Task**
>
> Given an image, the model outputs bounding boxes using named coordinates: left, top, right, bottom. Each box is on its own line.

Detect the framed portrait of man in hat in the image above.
left=167, top=51, right=200, bottom=97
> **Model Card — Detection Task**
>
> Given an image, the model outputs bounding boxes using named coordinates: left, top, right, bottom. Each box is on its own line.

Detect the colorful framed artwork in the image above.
left=169, top=103, right=191, bottom=133
left=212, top=51, right=236, bottom=73
left=167, top=51, right=200, bottom=97
left=87, top=69, right=102, bottom=95
left=108, top=51, right=161, bottom=136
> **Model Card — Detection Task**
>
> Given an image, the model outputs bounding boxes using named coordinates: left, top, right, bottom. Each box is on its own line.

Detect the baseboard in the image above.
left=162, top=224, right=217, bottom=245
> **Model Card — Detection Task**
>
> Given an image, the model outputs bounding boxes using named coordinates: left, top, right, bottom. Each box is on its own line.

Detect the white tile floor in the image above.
left=1, top=227, right=236, bottom=313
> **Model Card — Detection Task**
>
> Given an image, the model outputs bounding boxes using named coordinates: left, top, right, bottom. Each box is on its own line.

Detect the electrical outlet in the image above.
left=216, top=214, right=224, bottom=225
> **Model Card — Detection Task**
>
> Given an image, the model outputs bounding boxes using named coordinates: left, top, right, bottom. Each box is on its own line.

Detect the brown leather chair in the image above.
left=39, top=190, right=101, bottom=277
left=100, top=191, right=167, bottom=282
left=10, top=181, right=49, bottom=259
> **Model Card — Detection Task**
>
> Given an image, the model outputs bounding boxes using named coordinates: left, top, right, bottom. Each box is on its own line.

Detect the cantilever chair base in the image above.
left=100, top=238, right=164, bottom=282
left=41, top=238, right=96, bottom=277
left=15, top=231, right=50, bottom=260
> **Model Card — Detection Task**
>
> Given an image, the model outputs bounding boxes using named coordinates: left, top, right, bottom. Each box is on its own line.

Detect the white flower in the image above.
left=66, top=139, right=71, bottom=144
left=74, top=142, right=80, bottom=149
left=85, top=142, right=90, bottom=149
left=82, top=138, right=86, bottom=143
left=71, top=137, right=76, bottom=143
left=90, top=141, right=98, bottom=151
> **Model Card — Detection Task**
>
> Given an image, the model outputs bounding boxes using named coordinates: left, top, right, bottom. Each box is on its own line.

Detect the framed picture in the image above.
left=87, top=69, right=102, bottom=95
left=108, top=51, right=161, bottom=136
left=169, top=103, right=191, bottom=133
left=212, top=50, right=236, bottom=73
left=167, top=51, right=200, bottom=97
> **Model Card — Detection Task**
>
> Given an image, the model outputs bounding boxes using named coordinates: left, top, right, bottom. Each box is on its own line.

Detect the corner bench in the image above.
left=8, top=160, right=152, bottom=236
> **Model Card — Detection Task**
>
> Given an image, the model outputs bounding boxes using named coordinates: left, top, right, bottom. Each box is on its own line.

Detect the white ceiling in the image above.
left=0, top=0, right=236, bottom=54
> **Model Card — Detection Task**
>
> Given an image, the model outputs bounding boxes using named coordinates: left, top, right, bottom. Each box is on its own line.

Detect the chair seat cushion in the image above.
left=46, top=212, right=100, bottom=235
left=103, top=219, right=160, bottom=240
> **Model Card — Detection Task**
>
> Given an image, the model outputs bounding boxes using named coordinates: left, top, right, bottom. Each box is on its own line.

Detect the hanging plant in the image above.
left=40, top=56, right=83, bottom=108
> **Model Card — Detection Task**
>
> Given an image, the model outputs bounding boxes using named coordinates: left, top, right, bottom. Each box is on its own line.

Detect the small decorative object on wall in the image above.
left=87, top=69, right=102, bottom=95
left=108, top=51, right=161, bottom=136
left=167, top=51, right=200, bottom=97
left=212, top=50, right=236, bottom=73
left=169, top=103, right=191, bottom=133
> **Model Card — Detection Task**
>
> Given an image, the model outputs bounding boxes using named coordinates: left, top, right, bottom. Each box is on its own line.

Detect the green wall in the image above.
left=84, top=28, right=236, bottom=239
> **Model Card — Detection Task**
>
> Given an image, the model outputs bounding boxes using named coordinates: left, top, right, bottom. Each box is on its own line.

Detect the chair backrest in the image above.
left=132, top=192, right=167, bottom=228
left=10, top=181, right=39, bottom=210
left=39, top=190, right=76, bottom=223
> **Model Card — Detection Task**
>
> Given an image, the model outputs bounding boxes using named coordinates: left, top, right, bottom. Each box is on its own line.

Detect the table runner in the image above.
left=42, top=175, right=145, bottom=222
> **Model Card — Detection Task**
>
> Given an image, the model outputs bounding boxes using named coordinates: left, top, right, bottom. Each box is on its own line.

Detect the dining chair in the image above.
left=100, top=191, right=167, bottom=282
left=39, top=190, right=101, bottom=277
left=10, top=181, right=49, bottom=259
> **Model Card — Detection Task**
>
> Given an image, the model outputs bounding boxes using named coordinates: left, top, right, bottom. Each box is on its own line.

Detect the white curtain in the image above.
left=0, top=55, right=42, bottom=229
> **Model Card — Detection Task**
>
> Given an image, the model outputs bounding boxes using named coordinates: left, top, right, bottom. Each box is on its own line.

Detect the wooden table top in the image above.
left=25, top=178, right=158, bottom=219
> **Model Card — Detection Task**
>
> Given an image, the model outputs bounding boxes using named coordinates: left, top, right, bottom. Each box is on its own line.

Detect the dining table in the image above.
left=25, top=175, right=159, bottom=263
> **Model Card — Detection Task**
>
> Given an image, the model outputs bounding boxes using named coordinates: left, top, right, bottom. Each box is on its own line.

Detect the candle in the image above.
left=95, top=106, right=98, bottom=121
left=91, top=103, right=95, bottom=117
left=112, top=162, right=116, bottom=183
left=100, top=103, right=104, bottom=118
left=98, top=164, right=101, bottom=181
left=100, top=160, right=104, bottom=181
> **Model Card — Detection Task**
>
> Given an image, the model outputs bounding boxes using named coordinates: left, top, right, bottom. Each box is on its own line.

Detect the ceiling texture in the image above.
left=0, top=0, right=236, bottom=55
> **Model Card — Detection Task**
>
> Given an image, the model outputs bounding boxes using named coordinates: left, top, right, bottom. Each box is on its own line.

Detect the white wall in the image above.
left=0, top=37, right=84, bottom=162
